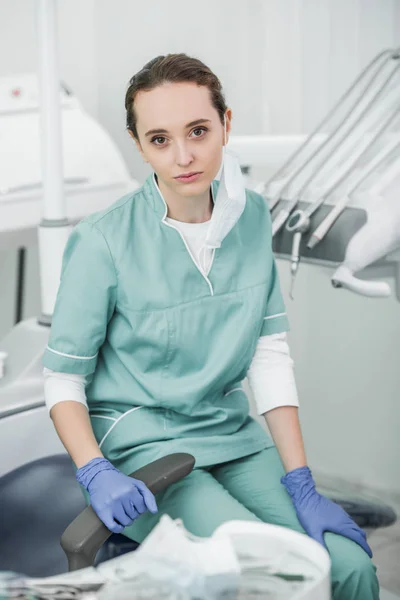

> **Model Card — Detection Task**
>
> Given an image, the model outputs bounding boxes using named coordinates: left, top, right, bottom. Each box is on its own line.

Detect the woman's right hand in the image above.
left=76, top=457, right=158, bottom=533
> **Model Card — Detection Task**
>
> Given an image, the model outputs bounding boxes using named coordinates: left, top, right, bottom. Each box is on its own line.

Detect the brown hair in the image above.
left=125, top=53, right=227, bottom=139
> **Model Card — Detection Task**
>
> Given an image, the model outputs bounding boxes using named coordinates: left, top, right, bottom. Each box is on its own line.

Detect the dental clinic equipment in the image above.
left=274, top=52, right=400, bottom=237
left=278, top=48, right=400, bottom=297
left=229, top=47, right=400, bottom=302
left=263, top=48, right=398, bottom=217
left=286, top=99, right=400, bottom=298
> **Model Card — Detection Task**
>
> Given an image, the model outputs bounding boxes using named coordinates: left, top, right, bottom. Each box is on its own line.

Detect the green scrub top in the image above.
left=42, top=174, right=290, bottom=474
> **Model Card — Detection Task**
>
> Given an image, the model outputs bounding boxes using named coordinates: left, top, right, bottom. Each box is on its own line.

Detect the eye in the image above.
left=150, top=136, right=168, bottom=147
left=191, top=126, right=208, bottom=138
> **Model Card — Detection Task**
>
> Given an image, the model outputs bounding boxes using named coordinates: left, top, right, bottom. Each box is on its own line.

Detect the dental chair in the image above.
left=0, top=452, right=195, bottom=577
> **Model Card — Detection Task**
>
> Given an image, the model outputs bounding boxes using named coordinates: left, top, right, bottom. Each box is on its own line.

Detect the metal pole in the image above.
left=36, top=0, right=72, bottom=323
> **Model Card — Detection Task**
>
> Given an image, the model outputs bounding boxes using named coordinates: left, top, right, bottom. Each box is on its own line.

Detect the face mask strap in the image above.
left=223, top=114, right=227, bottom=147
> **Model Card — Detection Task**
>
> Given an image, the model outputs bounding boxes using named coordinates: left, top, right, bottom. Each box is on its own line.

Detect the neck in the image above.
left=157, top=176, right=213, bottom=223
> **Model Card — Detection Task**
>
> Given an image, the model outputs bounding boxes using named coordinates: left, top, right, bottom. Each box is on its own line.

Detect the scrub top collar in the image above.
left=143, top=166, right=247, bottom=249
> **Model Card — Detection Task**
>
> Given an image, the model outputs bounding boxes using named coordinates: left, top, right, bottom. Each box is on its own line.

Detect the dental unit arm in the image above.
left=284, top=97, right=400, bottom=298
left=260, top=48, right=395, bottom=212
left=268, top=48, right=399, bottom=228
left=228, top=47, right=400, bottom=302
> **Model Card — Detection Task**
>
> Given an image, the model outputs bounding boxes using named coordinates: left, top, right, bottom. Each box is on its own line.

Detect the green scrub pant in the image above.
left=123, top=447, right=379, bottom=600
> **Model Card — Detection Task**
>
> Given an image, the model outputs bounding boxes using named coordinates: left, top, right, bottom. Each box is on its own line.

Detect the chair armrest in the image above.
left=61, top=452, right=195, bottom=572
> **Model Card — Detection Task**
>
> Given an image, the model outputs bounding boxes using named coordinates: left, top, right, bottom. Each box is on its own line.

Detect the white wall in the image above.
left=0, top=0, right=399, bottom=497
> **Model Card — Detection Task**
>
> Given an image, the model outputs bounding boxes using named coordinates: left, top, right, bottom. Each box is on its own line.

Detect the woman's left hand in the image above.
left=281, top=466, right=372, bottom=558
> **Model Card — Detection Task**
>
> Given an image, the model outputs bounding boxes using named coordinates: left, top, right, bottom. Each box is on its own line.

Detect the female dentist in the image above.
left=43, top=53, right=378, bottom=600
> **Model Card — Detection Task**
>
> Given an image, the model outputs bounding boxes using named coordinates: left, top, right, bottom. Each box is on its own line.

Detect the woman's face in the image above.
left=131, top=82, right=231, bottom=198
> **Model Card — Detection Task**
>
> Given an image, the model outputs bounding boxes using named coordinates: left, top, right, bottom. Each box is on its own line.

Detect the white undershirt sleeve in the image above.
left=43, top=336, right=298, bottom=416
left=43, top=367, right=88, bottom=412
left=247, top=332, right=299, bottom=415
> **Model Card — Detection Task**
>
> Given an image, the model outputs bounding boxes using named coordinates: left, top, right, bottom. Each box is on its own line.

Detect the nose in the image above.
left=174, top=140, right=194, bottom=168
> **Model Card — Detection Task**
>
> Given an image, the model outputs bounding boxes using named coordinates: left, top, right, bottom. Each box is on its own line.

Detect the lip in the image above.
left=174, top=171, right=203, bottom=183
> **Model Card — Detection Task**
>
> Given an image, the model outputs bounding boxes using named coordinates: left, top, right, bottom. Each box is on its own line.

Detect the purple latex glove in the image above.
left=281, top=466, right=372, bottom=558
left=76, top=457, right=158, bottom=534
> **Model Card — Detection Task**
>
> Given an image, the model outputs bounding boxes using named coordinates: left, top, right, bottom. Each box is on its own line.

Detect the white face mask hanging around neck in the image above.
left=203, top=115, right=247, bottom=250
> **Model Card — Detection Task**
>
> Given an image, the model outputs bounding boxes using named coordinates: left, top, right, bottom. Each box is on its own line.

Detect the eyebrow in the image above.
left=144, top=118, right=212, bottom=137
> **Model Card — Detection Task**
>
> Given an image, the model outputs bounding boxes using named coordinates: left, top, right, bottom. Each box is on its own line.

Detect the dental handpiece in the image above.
left=289, top=231, right=303, bottom=300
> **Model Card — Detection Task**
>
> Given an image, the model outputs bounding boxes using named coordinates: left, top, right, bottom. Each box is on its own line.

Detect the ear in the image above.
left=128, top=129, right=149, bottom=163
left=224, top=108, right=233, bottom=145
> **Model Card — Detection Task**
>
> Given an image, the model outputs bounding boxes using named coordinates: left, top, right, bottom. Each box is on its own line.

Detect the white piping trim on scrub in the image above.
left=153, top=173, right=215, bottom=296
left=263, top=312, right=286, bottom=321
left=206, top=245, right=216, bottom=276
left=163, top=219, right=215, bottom=296
left=98, top=406, right=144, bottom=449
left=224, top=387, right=243, bottom=397
left=205, top=184, right=217, bottom=276
left=91, top=415, right=117, bottom=422
left=46, top=346, right=98, bottom=360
